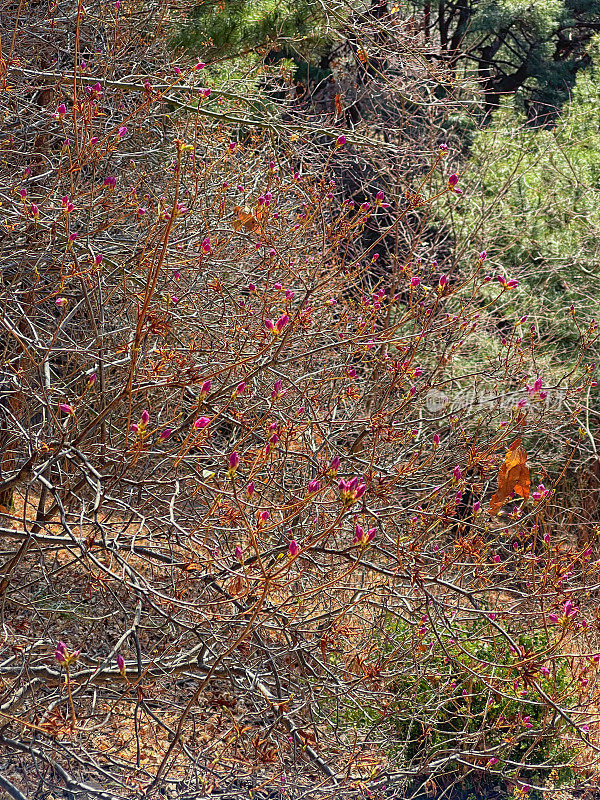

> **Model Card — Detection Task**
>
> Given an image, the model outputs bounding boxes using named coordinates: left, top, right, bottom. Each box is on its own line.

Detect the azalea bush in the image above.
left=0, top=1, right=599, bottom=798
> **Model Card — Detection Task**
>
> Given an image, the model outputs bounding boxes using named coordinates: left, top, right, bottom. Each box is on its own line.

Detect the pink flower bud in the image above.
left=55, top=297, right=68, bottom=308
left=117, top=126, right=128, bottom=138
left=275, top=314, right=289, bottom=332
left=335, top=134, right=346, bottom=147
left=159, top=428, right=172, bottom=441
left=140, top=410, right=150, bottom=425
left=59, top=403, right=74, bottom=415
left=201, top=237, right=211, bottom=254
left=55, top=641, right=67, bottom=663
left=194, top=416, right=210, bottom=429
left=117, top=654, right=125, bottom=675
left=289, top=540, right=300, bottom=557
left=563, top=599, right=578, bottom=618
left=235, top=545, right=243, bottom=560
left=228, top=451, right=240, bottom=471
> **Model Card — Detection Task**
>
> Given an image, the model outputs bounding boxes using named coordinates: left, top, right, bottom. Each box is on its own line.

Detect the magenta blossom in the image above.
left=549, top=599, right=579, bottom=626
left=227, top=451, right=240, bottom=477
left=275, top=313, right=289, bottom=333
left=194, top=416, right=210, bottom=429
left=117, top=654, right=126, bottom=676
left=271, top=379, right=286, bottom=401
left=55, top=640, right=80, bottom=666
left=353, top=524, right=376, bottom=547
left=335, top=134, right=346, bottom=147
left=289, top=539, right=300, bottom=557
left=338, top=477, right=367, bottom=507
left=59, top=403, right=74, bottom=415
left=55, top=641, right=67, bottom=663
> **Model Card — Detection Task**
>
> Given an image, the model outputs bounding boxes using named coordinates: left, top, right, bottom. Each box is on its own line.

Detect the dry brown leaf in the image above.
left=232, top=205, right=263, bottom=232
left=488, top=438, right=530, bottom=516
